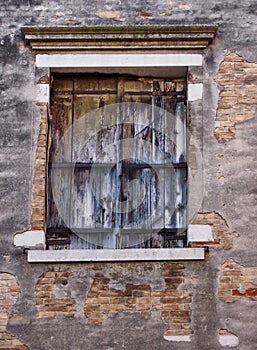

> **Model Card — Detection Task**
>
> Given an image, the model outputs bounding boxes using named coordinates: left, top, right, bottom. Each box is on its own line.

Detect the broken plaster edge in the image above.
left=164, top=335, right=192, bottom=342
left=27, top=248, right=205, bottom=262
left=14, top=230, right=45, bottom=248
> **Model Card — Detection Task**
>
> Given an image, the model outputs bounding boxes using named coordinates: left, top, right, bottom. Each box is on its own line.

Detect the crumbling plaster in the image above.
left=1, top=0, right=257, bottom=349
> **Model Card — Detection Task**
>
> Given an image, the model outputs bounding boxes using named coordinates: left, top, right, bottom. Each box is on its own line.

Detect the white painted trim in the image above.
left=36, top=54, right=202, bottom=68
left=164, top=335, right=192, bottom=342
left=188, top=224, right=214, bottom=242
left=27, top=248, right=205, bottom=262
left=36, top=83, right=49, bottom=103
left=14, top=230, right=45, bottom=248
left=188, top=83, right=203, bottom=101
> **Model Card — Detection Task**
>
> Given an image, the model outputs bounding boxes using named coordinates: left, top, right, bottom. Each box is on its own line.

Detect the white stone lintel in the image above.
left=188, top=224, right=214, bottom=242
left=14, top=230, right=45, bottom=248
left=36, top=53, right=203, bottom=68
left=188, top=83, right=203, bottom=101
left=164, top=335, right=192, bottom=342
left=28, top=248, right=205, bottom=263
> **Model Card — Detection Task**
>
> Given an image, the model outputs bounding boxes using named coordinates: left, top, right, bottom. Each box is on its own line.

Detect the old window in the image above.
left=47, top=73, right=187, bottom=250
left=21, top=25, right=217, bottom=261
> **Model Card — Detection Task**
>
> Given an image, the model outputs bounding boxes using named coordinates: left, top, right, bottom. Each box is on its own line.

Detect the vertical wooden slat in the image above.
left=47, top=78, right=73, bottom=231
left=47, top=75, right=187, bottom=249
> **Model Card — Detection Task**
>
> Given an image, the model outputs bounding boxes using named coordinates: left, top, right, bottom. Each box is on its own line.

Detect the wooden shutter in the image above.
left=47, top=74, right=187, bottom=249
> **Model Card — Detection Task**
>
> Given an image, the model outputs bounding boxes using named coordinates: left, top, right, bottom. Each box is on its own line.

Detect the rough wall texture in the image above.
left=31, top=104, right=48, bottom=230
left=84, top=263, right=192, bottom=338
left=0, top=273, right=28, bottom=349
left=214, top=53, right=257, bottom=143
left=1, top=0, right=257, bottom=349
left=190, top=211, right=238, bottom=250
left=219, top=259, right=257, bottom=303
left=35, top=271, right=77, bottom=318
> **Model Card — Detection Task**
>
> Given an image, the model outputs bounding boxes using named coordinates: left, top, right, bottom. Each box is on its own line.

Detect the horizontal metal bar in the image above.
left=124, top=91, right=186, bottom=97
left=172, top=162, right=187, bottom=168
left=47, top=239, right=71, bottom=245
left=47, top=227, right=113, bottom=234
left=51, top=90, right=186, bottom=97
left=159, top=227, right=187, bottom=233
left=51, top=162, right=187, bottom=169
left=52, top=89, right=117, bottom=95
left=47, top=227, right=187, bottom=238
left=162, top=235, right=187, bottom=241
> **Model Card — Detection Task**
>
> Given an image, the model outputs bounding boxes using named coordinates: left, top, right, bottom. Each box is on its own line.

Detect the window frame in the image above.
left=20, top=25, right=217, bottom=261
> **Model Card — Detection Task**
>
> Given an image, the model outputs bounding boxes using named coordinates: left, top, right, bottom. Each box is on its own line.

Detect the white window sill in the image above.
left=27, top=248, right=205, bottom=262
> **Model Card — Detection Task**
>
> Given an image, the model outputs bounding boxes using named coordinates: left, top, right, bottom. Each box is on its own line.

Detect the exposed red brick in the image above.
left=219, top=259, right=257, bottom=302
left=35, top=270, right=77, bottom=318
left=0, top=273, right=29, bottom=349
left=190, top=211, right=238, bottom=250
left=84, top=263, right=193, bottom=338
left=214, top=53, right=257, bottom=143
left=31, top=105, right=48, bottom=230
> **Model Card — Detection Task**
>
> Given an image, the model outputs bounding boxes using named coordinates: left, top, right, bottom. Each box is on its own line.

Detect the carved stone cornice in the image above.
left=21, top=26, right=217, bottom=53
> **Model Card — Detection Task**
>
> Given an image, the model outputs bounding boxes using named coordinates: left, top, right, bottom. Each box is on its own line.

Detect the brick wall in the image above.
left=214, top=53, right=257, bottom=143
left=0, top=273, right=28, bottom=349
left=34, top=264, right=193, bottom=339
left=30, top=103, right=48, bottom=231
left=219, top=259, right=257, bottom=303
left=190, top=212, right=238, bottom=250
left=35, top=271, right=77, bottom=318
left=85, top=263, right=192, bottom=337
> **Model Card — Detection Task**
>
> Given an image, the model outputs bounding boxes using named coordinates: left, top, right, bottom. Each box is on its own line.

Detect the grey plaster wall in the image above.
left=1, top=1, right=257, bottom=349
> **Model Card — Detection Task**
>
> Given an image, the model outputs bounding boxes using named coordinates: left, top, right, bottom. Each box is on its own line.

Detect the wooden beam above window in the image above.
left=21, top=26, right=217, bottom=53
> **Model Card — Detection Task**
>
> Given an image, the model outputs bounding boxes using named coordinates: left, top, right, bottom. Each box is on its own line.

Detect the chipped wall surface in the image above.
left=1, top=0, right=257, bottom=349
left=219, top=259, right=257, bottom=303
left=214, top=53, right=257, bottom=143
left=0, top=273, right=28, bottom=349
left=84, top=263, right=192, bottom=339
left=190, top=212, right=238, bottom=250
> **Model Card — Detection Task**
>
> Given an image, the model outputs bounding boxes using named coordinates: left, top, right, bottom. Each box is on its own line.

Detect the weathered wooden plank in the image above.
left=47, top=75, right=187, bottom=249
left=47, top=78, right=74, bottom=230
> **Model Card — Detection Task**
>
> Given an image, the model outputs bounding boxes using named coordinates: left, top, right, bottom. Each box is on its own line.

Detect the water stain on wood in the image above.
left=47, top=75, right=187, bottom=249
